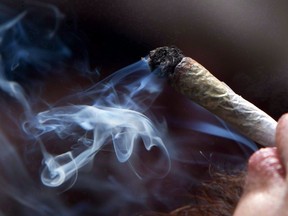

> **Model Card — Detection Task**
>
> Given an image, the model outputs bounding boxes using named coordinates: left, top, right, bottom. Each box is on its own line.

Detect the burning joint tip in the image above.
left=148, top=46, right=184, bottom=77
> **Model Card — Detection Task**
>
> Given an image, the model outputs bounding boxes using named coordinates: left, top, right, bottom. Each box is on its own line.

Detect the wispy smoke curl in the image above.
left=0, top=2, right=257, bottom=216
left=24, top=58, right=170, bottom=187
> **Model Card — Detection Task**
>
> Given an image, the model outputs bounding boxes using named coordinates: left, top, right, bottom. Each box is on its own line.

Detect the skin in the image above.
left=234, top=114, right=288, bottom=216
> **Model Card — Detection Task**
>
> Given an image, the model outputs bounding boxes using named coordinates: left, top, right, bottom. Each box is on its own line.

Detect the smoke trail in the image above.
left=25, top=58, right=171, bottom=187
left=167, top=99, right=257, bottom=166
left=0, top=130, right=72, bottom=216
left=0, top=3, right=72, bottom=117
left=172, top=102, right=258, bottom=152
left=0, top=2, right=171, bottom=202
left=0, top=12, right=30, bottom=114
left=0, top=3, right=258, bottom=215
left=0, top=3, right=70, bottom=77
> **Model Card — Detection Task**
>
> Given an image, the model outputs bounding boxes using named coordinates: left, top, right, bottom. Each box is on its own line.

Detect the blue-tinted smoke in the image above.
left=25, top=59, right=170, bottom=187
left=0, top=131, right=72, bottom=216
left=0, top=3, right=72, bottom=117
left=0, top=2, right=257, bottom=216
left=0, top=3, right=70, bottom=79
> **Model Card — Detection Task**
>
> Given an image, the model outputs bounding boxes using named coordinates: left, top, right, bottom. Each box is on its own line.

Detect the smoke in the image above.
left=0, top=2, right=256, bottom=216
left=0, top=130, right=72, bottom=216
left=0, top=2, right=72, bottom=118
left=24, top=58, right=170, bottom=187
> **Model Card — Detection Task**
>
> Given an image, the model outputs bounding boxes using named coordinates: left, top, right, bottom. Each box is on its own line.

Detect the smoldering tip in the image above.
left=148, top=46, right=184, bottom=77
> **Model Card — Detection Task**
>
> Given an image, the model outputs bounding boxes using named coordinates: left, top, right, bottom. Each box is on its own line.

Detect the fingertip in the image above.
left=276, top=113, right=288, bottom=143
left=276, top=113, right=288, bottom=173
left=278, top=113, right=288, bottom=125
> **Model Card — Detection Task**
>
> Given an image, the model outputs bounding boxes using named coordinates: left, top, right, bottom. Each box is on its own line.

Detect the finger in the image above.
left=276, top=113, right=288, bottom=175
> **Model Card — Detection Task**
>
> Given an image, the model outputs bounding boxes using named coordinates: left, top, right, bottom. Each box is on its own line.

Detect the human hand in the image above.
left=234, top=114, right=288, bottom=215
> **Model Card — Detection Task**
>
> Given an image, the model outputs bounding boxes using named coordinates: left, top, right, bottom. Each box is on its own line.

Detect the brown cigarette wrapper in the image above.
left=170, top=57, right=277, bottom=147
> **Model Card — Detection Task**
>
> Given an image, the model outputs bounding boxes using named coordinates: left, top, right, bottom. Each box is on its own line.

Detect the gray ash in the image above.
left=148, top=46, right=184, bottom=77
